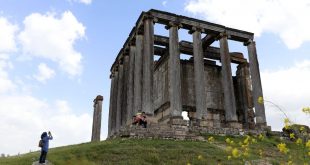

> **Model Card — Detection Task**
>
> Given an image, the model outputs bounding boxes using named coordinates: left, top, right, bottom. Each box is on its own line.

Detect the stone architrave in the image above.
left=219, top=33, right=238, bottom=123
left=167, top=22, right=182, bottom=118
left=191, top=27, right=207, bottom=120
left=126, top=44, right=135, bottom=125
left=116, top=60, right=124, bottom=132
left=246, top=40, right=267, bottom=127
left=91, top=95, right=103, bottom=142
left=134, top=33, right=143, bottom=114
left=142, top=16, right=154, bottom=116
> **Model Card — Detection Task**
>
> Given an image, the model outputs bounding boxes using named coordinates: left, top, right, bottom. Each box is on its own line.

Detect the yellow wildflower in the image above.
left=197, top=155, right=202, bottom=160
left=226, top=138, right=231, bottom=144
left=226, top=146, right=233, bottom=152
left=243, top=138, right=249, bottom=145
left=289, top=133, right=295, bottom=139
left=306, top=140, right=310, bottom=149
left=308, top=151, right=310, bottom=157
left=227, top=155, right=232, bottom=160
left=208, top=136, right=214, bottom=143
left=302, top=107, right=310, bottom=114
left=259, top=149, right=263, bottom=157
left=187, top=163, right=191, bottom=165
left=300, top=126, right=305, bottom=132
left=287, top=160, right=293, bottom=165
left=243, top=151, right=249, bottom=157
left=277, top=143, right=289, bottom=154
left=296, top=138, right=303, bottom=145
left=258, top=96, right=264, bottom=104
left=258, top=134, right=264, bottom=140
left=284, top=118, right=291, bottom=129
left=252, top=138, right=257, bottom=143
left=232, top=148, right=240, bottom=158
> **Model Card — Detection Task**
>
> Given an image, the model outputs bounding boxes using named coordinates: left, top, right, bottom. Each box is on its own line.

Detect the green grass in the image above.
left=0, top=135, right=309, bottom=165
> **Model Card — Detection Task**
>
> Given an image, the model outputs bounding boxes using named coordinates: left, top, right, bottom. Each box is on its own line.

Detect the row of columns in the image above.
left=108, top=16, right=267, bottom=136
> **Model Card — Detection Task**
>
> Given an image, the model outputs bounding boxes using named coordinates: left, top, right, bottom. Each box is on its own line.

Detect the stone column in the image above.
left=190, top=27, right=207, bottom=120
left=111, top=68, right=119, bottom=135
left=91, top=95, right=103, bottom=142
left=236, top=63, right=253, bottom=128
left=116, top=59, right=124, bottom=132
left=142, top=16, right=154, bottom=116
left=219, top=33, right=238, bottom=126
left=122, top=54, right=129, bottom=126
left=134, top=32, right=143, bottom=115
left=126, top=44, right=135, bottom=125
left=246, top=40, right=267, bottom=127
left=108, top=71, right=115, bottom=136
left=166, top=22, right=182, bottom=118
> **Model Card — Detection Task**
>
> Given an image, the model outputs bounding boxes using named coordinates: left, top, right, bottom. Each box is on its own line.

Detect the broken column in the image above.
left=91, top=95, right=103, bottom=142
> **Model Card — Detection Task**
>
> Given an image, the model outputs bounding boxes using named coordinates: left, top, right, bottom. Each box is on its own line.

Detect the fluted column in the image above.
left=126, top=44, right=135, bottom=124
left=219, top=33, right=238, bottom=123
left=246, top=40, right=266, bottom=127
left=190, top=27, right=207, bottom=120
left=122, top=54, right=129, bottom=126
left=111, top=68, right=119, bottom=135
left=166, top=22, right=182, bottom=118
left=108, top=71, right=115, bottom=136
left=134, top=32, right=143, bottom=114
left=142, top=16, right=154, bottom=115
left=116, top=60, right=124, bottom=132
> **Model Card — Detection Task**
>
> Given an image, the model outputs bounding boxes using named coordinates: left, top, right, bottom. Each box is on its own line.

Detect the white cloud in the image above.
left=162, top=1, right=168, bottom=7
left=18, top=11, right=85, bottom=76
left=0, top=17, right=18, bottom=53
left=262, top=60, right=310, bottom=130
left=0, top=95, right=92, bottom=155
left=69, top=0, right=92, bottom=5
left=0, top=58, right=16, bottom=94
left=185, top=0, right=310, bottom=49
left=33, top=63, right=56, bottom=83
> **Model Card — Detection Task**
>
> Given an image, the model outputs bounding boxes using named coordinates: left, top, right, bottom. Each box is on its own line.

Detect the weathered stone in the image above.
left=108, top=9, right=268, bottom=139
left=91, top=95, right=103, bottom=142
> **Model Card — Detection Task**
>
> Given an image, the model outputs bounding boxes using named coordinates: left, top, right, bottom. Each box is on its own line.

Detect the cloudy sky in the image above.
left=0, top=0, right=309, bottom=155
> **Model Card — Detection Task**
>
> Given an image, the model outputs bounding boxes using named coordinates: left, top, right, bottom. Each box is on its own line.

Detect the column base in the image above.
left=226, top=121, right=243, bottom=129
left=255, top=122, right=269, bottom=130
left=168, top=116, right=187, bottom=126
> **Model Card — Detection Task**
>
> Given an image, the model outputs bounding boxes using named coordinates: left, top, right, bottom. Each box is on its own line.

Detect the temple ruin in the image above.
left=108, top=9, right=268, bottom=139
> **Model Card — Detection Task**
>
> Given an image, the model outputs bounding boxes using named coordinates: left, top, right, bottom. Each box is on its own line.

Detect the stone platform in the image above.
left=109, top=123, right=266, bottom=140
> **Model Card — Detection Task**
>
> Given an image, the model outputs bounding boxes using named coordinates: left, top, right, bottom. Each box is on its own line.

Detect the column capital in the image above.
left=165, top=21, right=182, bottom=30
left=216, top=32, right=230, bottom=40
left=136, top=26, right=144, bottom=35
left=129, top=38, right=136, bottom=46
left=188, top=26, right=204, bottom=34
left=123, top=48, right=130, bottom=56
left=143, top=13, right=158, bottom=23
left=244, top=39, right=255, bottom=46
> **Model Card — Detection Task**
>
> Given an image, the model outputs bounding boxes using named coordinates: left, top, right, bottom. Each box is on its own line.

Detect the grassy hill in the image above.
left=0, top=134, right=309, bottom=165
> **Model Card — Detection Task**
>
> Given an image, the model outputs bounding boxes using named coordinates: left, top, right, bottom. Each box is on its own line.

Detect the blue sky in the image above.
left=0, top=0, right=309, bottom=155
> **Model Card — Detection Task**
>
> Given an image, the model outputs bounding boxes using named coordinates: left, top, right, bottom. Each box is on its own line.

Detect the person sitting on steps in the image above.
left=132, top=112, right=147, bottom=128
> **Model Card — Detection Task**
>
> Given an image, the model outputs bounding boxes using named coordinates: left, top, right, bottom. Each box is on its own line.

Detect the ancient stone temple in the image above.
left=91, top=95, right=103, bottom=141
left=108, top=9, right=268, bottom=138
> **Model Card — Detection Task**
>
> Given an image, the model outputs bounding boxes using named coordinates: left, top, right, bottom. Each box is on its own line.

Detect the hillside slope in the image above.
left=0, top=135, right=309, bottom=165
